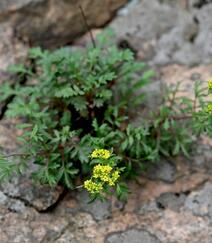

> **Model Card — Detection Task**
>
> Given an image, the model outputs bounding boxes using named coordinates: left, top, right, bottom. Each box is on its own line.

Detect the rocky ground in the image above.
left=0, top=0, right=212, bottom=242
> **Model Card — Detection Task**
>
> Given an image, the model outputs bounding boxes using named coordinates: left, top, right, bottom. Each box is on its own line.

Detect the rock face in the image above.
left=0, top=0, right=127, bottom=70
left=111, top=0, right=212, bottom=66
left=0, top=0, right=127, bottom=48
left=0, top=1, right=212, bottom=242
left=0, top=120, right=64, bottom=212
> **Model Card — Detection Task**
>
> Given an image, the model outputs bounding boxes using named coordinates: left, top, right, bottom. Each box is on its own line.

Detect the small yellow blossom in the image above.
left=91, top=149, right=111, bottom=159
left=108, top=170, right=120, bottom=186
left=84, top=179, right=103, bottom=193
left=205, top=103, right=212, bottom=114
left=93, top=164, right=113, bottom=182
left=208, top=79, right=212, bottom=89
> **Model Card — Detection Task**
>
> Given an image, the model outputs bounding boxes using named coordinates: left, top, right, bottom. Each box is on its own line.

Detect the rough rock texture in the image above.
left=185, top=182, right=212, bottom=216
left=0, top=0, right=212, bottom=242
left=4, top=0, right=127, bottom=47
left=147, top=160, right=176, bottom=183
left=0, top=120, right=64, bottom=212
left=0, top=22, right=27, bottom=70
left=0, top=0, right=127, bottom=70
left=0, top=118, right=211, bottom=243
left=76, top=191, right=112, bottom=221
left=111, top=0, right=212, bottom=66
left=105, top=229, right=161, bottom=243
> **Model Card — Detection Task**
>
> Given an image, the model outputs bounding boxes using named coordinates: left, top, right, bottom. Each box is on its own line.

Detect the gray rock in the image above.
left=0, top=176, right=64, bottom=211
left=147, top=160, right=176, bottom=183
left=0, top=190, right=26, bottom=213
left=137, top=201, right=160, bottom=215
left=153, top=10, right=200, bottom=66
left=191, top=143, right=212, bottom=170
left=0, top=120, right=64, bottom=212
left=185, top=182, right=212, bottom=216
left=105, top=228, right=161, bottom=243
left=8, top=199, right=26, bottom=213
left=0, top=191, right=7, bottom=204
left=194, top=3, right=212, bottom=63
left=189, top=0, right=212, bottom=8
left=111, top=0, right=179, bottom=50
left=111, top=0, right=212, bottom=66
left=156, top=192, right=186, bottom=211
left=76, top=190, right=111, bottom=221
left=55, top=230, right=78, bottom=243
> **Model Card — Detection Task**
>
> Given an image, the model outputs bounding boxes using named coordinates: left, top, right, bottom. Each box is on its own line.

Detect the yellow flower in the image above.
left=108, top=170, right=120, bottom=186
left=208, top=79, right=212, bottom=89
left=205, top=103, right=212, bottom=114
left=91, top=149, right=111, bottom=159
left=93, top=164, right=113, bottom=182
left=84, top=179, right=103, bottom=193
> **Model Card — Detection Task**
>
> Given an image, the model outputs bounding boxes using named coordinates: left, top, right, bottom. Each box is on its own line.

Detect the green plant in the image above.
left=0, top=30, right=211, bottom=200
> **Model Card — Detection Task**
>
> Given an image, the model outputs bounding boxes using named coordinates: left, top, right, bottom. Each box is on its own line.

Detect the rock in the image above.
left=137, top=201, right=160, bottom=215
left=1, top=178, right=64, bottom=211
left=54, top=231, right=78, bottom=243
left=189, top=0, right=212, bottom=8
left=194, top=3, right=212, bottom=63
left=0, top=0, right=127, bottom=70
left=0, top=23, right=28, bottom=70
left=0, top=120, right=64, bottom=212
left=7, top=199, right=26, bottom=213
left=110, top=0, right=212, bottom=66
left=184, top=182, right=212, bottom=216
left=76, top=190, right=111, bottom=221
left=110, top=0, right=179, bottom=60
left=110, top=0, right=197, bottom=64
left=105, top=228, right=161, bottom=243
left=156, top=192, right=186, bottom=211
left=0, top=0, right=127, bottom=48
left=0, top=191, right=7, bottom=204
left=154, top=10, right=199, bottom=66
left=147, top=160, right=176, bottom=183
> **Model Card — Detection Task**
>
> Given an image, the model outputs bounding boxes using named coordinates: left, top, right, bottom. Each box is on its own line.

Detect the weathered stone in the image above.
left=189, top=0, right=212, bottom=8
left=0, top=0, right=127, bottom=48
left=0, top=23, right=28, bottom=70
left=54, top=230, right=78, bottom=243
left=147, top=160, right=176, bottom=183
left=0, top=0, right=127, bottom=70
left=0, top=191, right=7, bottom=204
left=1, top=177, right=64, bottom=211
left=137, top=201, right=160, bottom=215
left=0, top=120, right=64, bottom=212
left=185, top=182, right=212, bottom=216
left=111, top=0, right=179, bottom=58
left=110, top=0, right=212, bottom=66
left=156, top=192, right=186, bottom=211
left=76, top=190, right=111, bottom=221
left=105, top=228, right=161, bottom=243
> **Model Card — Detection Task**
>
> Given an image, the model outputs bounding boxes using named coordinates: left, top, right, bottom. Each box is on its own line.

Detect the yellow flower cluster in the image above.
left=93, top=164, right=113, bottom=181
left=91, top=149, right=111, bottom=159
left=208, top=79, right=212, bottom=89
left=84, top=164, right=120, bottom=193
left=206, top=103, right=212, bottom=114
left=109, top=170, right=120, bottom=186
left=93, top=164, right=120, bottom=186
left=84, top=179, right=103, bottom=193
